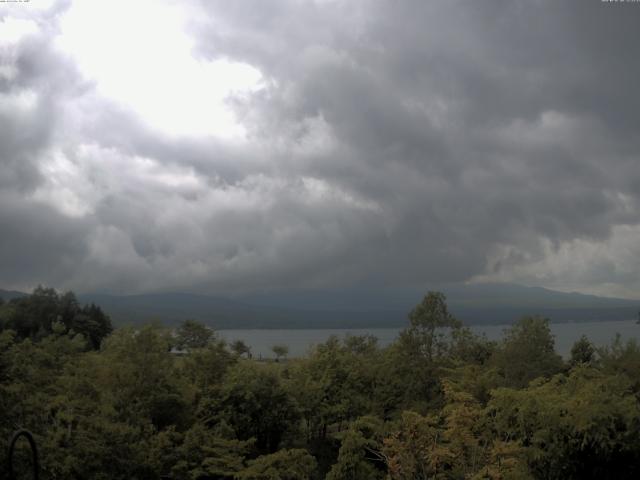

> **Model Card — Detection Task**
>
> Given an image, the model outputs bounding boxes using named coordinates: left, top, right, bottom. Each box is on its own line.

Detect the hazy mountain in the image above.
left=238, top=283, right=640, bottom=327
left=3, top=284, right=638, bottom=328
left=0, top=289, right=28, bottom=301
left=81, top=283, right=639, bottom=328
left=241, top=283, right=640, bottom=312
left=76, top=292, right=408, bottom=329
left=78, top=292, right=297, bottom=329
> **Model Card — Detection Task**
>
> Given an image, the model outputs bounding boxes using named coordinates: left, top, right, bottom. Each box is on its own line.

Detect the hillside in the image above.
left=82, top=283, right=640, bottom=328
left=0, top=289, right=28, bottom=301
left=3, top=284, right=638, bottom=328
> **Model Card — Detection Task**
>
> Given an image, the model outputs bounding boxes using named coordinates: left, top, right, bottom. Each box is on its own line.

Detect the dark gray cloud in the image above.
left=1, top=0, right=640, bottom=297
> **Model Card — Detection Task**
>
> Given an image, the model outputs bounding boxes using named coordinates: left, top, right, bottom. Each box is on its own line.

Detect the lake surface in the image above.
left=219, top=320, right=640, bottom=359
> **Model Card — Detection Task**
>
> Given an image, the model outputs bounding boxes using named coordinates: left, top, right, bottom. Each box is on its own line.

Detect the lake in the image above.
left=219, top=320, right=640, bottom=359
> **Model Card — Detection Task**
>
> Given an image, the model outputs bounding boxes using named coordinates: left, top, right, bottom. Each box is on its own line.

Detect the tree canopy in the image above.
left=0, top=286, right=112, bottom=349
left=2, top=290, right=639, bottom=479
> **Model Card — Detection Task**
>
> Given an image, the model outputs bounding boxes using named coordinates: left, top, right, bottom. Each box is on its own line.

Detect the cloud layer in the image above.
left=1, top=0, right=640, bottom=297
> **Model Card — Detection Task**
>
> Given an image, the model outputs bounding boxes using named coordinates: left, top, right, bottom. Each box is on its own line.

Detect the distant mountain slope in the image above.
left=78, top=292, right=402, bottom=329
left=79, top=292, right=290, bottom=328
left=0, top=289, right=28, bottom=301
left=81, top=284, right=640, bottom=328
left=444, top=283, right=639, bottom=324
left=242, top=283, right=640, bottom=311
left=3, top=284, right=638, bottom=328
left=443, top=283, right=640, bottom=309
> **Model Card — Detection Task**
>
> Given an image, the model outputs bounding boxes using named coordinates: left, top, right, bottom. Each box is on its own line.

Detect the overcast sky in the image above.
left=1, top=0, right=640, bottom=298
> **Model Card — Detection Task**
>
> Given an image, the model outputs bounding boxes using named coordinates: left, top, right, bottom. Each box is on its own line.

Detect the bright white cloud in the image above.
left=0, top=16, right=37, bottom=44
left=473, top=225, right=640, bottom=299
left=31, top=149, right=94, bottom=217
left=0, top=89, right=38, bottom=113
left=55, top=0, right=263, bottom=140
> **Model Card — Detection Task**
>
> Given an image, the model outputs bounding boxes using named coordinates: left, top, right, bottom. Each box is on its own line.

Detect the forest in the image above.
left=2, top=288, right=640, bottom=479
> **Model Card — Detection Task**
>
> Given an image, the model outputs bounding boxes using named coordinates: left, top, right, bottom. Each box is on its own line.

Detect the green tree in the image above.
left=0, top=326, right=145, bottom=479
left=343, top=334, right=378, bottom=355
left=272, top=344, right=289, bottom=361
left=236, top=448, right=317, bottom=480
left=382, top=411, right=445, bottom=480
left=70, top=302, right=113, bottom=349
left=288, top=335, right=381, bottom=443
left=569, top=335, right=596, bottom=367
left=450, top=327, right=496, bottom=366
left=400, top=292, right=462, bottom=362
left=487, top=367, right=640, bottom=479
left=326, top=417, right=385, bottom=480
left=101, top=325, right=190, bottom=429
left=491, top=316, right=564, bottom=388
left=4, top=285, right=59, bottom=339
left=0, top=288, right=112, bottom=349
left=598, top=335, right=640, bottom=388
left=174, top=319, right=214, bottom=351
left=231, top=339, right=252, bottom=358
left=179, top=338, right=236, bottom=393
left=205, top=362, right=300, bottom=453
left=382, top=292, right=463, bottom=413
left=149, top=423, right=250, bottom=479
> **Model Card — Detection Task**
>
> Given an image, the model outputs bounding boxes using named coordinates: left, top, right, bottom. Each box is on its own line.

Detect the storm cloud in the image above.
left=1, top=0, right=639, bottom=297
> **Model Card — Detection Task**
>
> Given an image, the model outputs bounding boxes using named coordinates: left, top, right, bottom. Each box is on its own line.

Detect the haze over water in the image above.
left=220, top=320, right=640, bottom=359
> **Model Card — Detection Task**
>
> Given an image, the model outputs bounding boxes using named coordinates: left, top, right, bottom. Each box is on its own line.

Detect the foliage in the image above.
left=203, top=361, right=300, bottom=453
left=0, top=286, right=112, bottom=349
left=325, top=416, right=385, bottom=480
left=149, top=423, right=251, bottom=479
left=490, top=316, right=564, bottom=388
left=598, top=335, right=640, bottom=387
left=174, top=319, right=214, bottom=351
left=236, top=448, right=316, bottom=480
left=383, top=410, right=444, bottom=479
left=231, top=338, right=252, bottom=358
left=400, top=291, right=462, bottom=362
left=271, top=344, right=289, bottom=361
left=382, top=383, right=530, bottom=480
left=3, top=289, right=640, bottom=479
left=487, top=366, right=640, bottom=479
left=569, top=335, right=596, bottom=367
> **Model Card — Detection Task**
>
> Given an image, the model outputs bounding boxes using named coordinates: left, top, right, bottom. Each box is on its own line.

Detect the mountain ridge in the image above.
left=2, top=284, right=639, bottom=328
